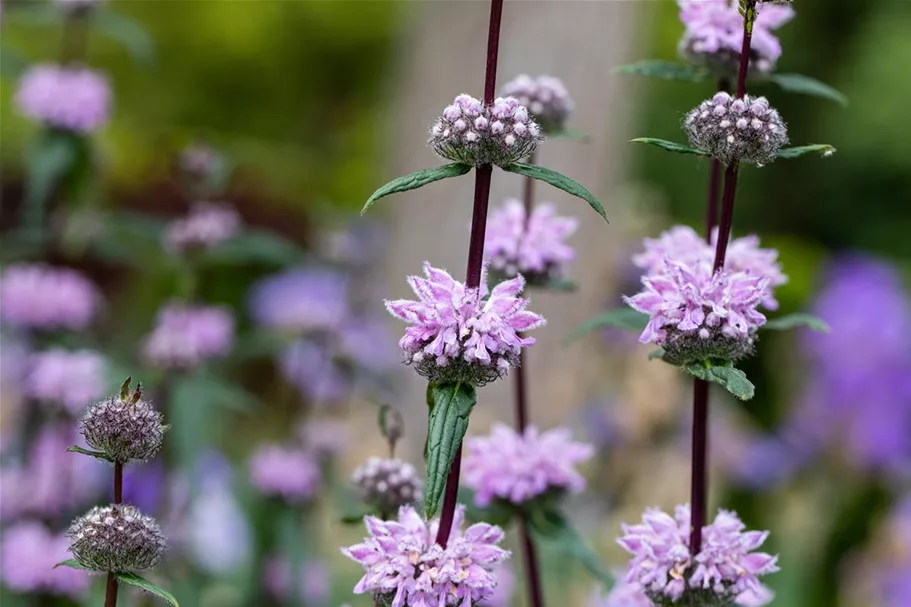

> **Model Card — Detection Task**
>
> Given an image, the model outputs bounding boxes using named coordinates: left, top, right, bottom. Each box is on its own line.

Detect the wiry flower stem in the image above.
left=435, top=0, right=505, bottom=549
left=705, top=79, right=730, bottom=235
left=103, top=462, right=123, bottom=607
left=690, top=2, right=756, bottom=556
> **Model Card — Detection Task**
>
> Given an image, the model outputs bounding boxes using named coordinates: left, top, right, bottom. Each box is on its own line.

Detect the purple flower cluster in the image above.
left=265, top=557, right=331, bottom=606
left=141, top=302, right=234, bottom=369
left=248, top=444, right=321, bottom=503
left=463, top=423, right=593, bottom=507
left=589, top=577, right=652, bottom=607
left=484, top=198, right=579, bottom=285
left=684, top=92, right=788, bottom=166
left=678, top=0, right=795, bottom=76
left=279, top=339, right=350, bottom=404
left=24, top=348, right=107, bottom=414
left=0, top=264, right=100, bottom=330
left=385, top=263, right=545, bottom=386
left=342, top=505, right=510, bottom=607
left=163, top=202, right=241, bottom=253
left=429, top=94, right=543, bottom=167
left=633, top=225, right=786, bottom=310
left=0, top=521, right=89, bottom=597
left=250, top=267, right=349, bottom=334
left=618, top=504, right=778, bottom=605
left=15, top=64, right=111, bottom=133
left=500, top=74, right=574, bottom=134
left=625, top=259, right=770, bottom=365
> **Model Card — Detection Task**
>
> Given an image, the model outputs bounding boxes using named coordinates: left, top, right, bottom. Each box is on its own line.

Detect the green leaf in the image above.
left=648, top=348, right=666, bottom=361
left=92, top=10, right=155, bottom=65
left=501, top=163, right=607, bottom=221
left=776, top=144, right=837, bottom=159
left=23, top=130, right=79, bottom=232
left=630, top=138, right=711, bottom=157
left=613, top=60, right=709, bottom=82
left=54, top=559, right=92, bottom=571
left=565, top=307, right=648, bottom=343
left=684, top=361, right=755, bottom=401
left=363, top=163, right=472, bottom=213
left=771, top=73, right=848, bottom=106
left=762, top=313, right=830, bottom=332
left=115, top=572, right=179, bottom=607
left=66, top=446, right=113, bottom=462
left=526, top=506, right=613, bottom=587
left=204, top=229, right=304, bottom=266
left=424, top=381, right=477, bottom=518
left=551, top=128, right=591, bottom=142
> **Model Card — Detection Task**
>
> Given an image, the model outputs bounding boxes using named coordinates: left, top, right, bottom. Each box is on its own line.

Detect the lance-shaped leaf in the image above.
left=565, top=307, right=648, bottom=343
left=631, top=138, right=711, bottom=157
left=684, top=361, right=755, bottom=401
left=115, top=572, right=180, bottom=607
left=363, top=163, right=472, bottom=213
left=613, top=60, right=709, bottom=83
left=501, top=163, right=607, bottom=221
left=424, top=381, right=477, bottom=518
left=776, top=145, right=837, bottom=159
left=66, top=446, right=114, bottom=462
left=762, top=313, right=830, bottom=332
left=771, top=73, right=848, bottom=107
left=54, top=559, right=92, bottom=571
left=526, top=505, right=613, bottom=587
left=550, top=128, right=591, bottom=142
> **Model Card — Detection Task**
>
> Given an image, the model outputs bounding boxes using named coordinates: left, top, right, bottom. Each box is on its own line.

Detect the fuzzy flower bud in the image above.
left=624, top=259, right=770, bottom=366
left=685, top=92, right=788, bottom=166
left=15, top=65, right=111, bottom=133
left=163, top=202, right=241, bottom=254
left=385, top=262, right=545, bottom=386
left=618, top=505, right=779, bottom=606
left=500, top=74, right=574, bottom=134
left=351, top=457, right=423, bottom=514
left=67, top=504, right=167, bottom=572
left=79, top=386, right=168, bottom=464
left=429, top=94, right=543, bottom=167
left=484, top=198, right=578, bottom=286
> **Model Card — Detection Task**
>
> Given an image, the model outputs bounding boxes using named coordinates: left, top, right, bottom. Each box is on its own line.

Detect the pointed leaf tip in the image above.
left=362, top=163, right=472, bottom=214
left=115, top=572, right=180, bottom=607
left=630, top=138, right=711, bottom=157
left=120, top=376, right=132, bottom=400
left=501, top=163, right=607, bottom=221
left=776, top=145, right=836, bottom=160
left=771, top=73, right=848, bottom=107
left=54, top=559, right=91, bottom=571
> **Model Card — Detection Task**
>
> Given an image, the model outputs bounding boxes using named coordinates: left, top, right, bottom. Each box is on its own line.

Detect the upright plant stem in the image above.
left=104, top=462, right=123, bottom=607
left=688, top=1, right=756, bottom=555
left=435, top=0, right=504, bottom=549
left=705, top=79, right=730, bottom=236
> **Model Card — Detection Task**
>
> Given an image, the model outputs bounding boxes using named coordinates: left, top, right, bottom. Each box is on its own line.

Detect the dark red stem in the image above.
left=518, top=512, right=545, bottom=607
left=483, top=0, right=504, bottom=106
left=690, top=4, right=755, bottom=556
left=104, top=462, right=124, bottom=607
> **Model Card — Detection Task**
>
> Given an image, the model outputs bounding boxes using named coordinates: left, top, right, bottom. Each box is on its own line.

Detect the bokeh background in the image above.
left=1, top=1, right=910, bottom=607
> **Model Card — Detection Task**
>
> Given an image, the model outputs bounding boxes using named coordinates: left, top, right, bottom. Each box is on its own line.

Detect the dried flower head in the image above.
left=67, top=504, right=167, bottom=572
left=163, top=202, right=241, bottom=253
left=15, top=65, right=111, bottom=133
left=248, top=445, right=321, bottom=503
left=500, top=74, right=574, bottom=134
left=0, top=264, right=100, bottom=330
left=463, top=424, right=593, bottom=507
left=624, top=260, right=770, bottom=365
left=484, top=198, right=578, bottom=286
left=79, top=387, right=168, bottom=464
left=141, top=302, right=234, bottom=370
left=632, top=225, right=786, bottom=310
left=429, top=94, right=542, bottom=167
left=678, top=0, right=795, bottom=77
left=352, top=457, right=423, bottom=514
left=342, top=505, right=510, bottom=607
left=385, top=263, right=545, bottom=386
left=618, top=505, right=778, bottom=606
left=685, top=92, right=788, bottom=166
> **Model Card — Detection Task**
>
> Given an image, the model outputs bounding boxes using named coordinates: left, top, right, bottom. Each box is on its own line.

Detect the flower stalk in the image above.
left=103, top=462, right=123, bottom=607
left=689, top=0, right=758, bottom=555
left=434, top=0, right=505, bottom=549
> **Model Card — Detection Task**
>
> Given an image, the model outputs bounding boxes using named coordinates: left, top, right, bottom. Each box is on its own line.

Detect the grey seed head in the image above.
left=352, top=457, right=423, bottom=514
left=80, top=394, right=168, bottom=464
left=67, top=504, right=167, bottom=572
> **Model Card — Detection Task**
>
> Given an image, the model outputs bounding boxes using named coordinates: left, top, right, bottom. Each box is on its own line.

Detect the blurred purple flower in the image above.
left=298, top=417, right=350, bottom=457
left=386, top=262, right=545, bottom=386
left=15, top=64, right=111, bottom=133
left=265, top=557, right=331, bottom=606
left=484, top=198, right=578, bottom=285
left=0, top=264, right=100, bottom=330
left=500, top=74, right=574, bottom=134
left=123, top=459, right=167, bottom=516
left=0, top=521, right=90, bottom=597
left=785, top=256, right=911, bottom=472
left=618, top=504, right=778, bottom=604
left=588, top=577, right=651, bottom=607
left=318, top=219, right=388, bottom=269
left=463, top=423, right=593, bottom=507
left=280, top=339, right=350, bottom=404
left=338, top=315, right=400, bottom=375
left=163, top=202, right=241, bottom=254
left=478, top=563, right=515, bottom=607
left=141, top=301, right=234, bottom=369
left=185, top=480, right=253, bottom=575
left=342, top=505, right=510, bottom=607
left=23, top=348, right=106, bottom=414
left=249, top=267, right=349, bottom=334
left=248, top=444, right=320, bottom=503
